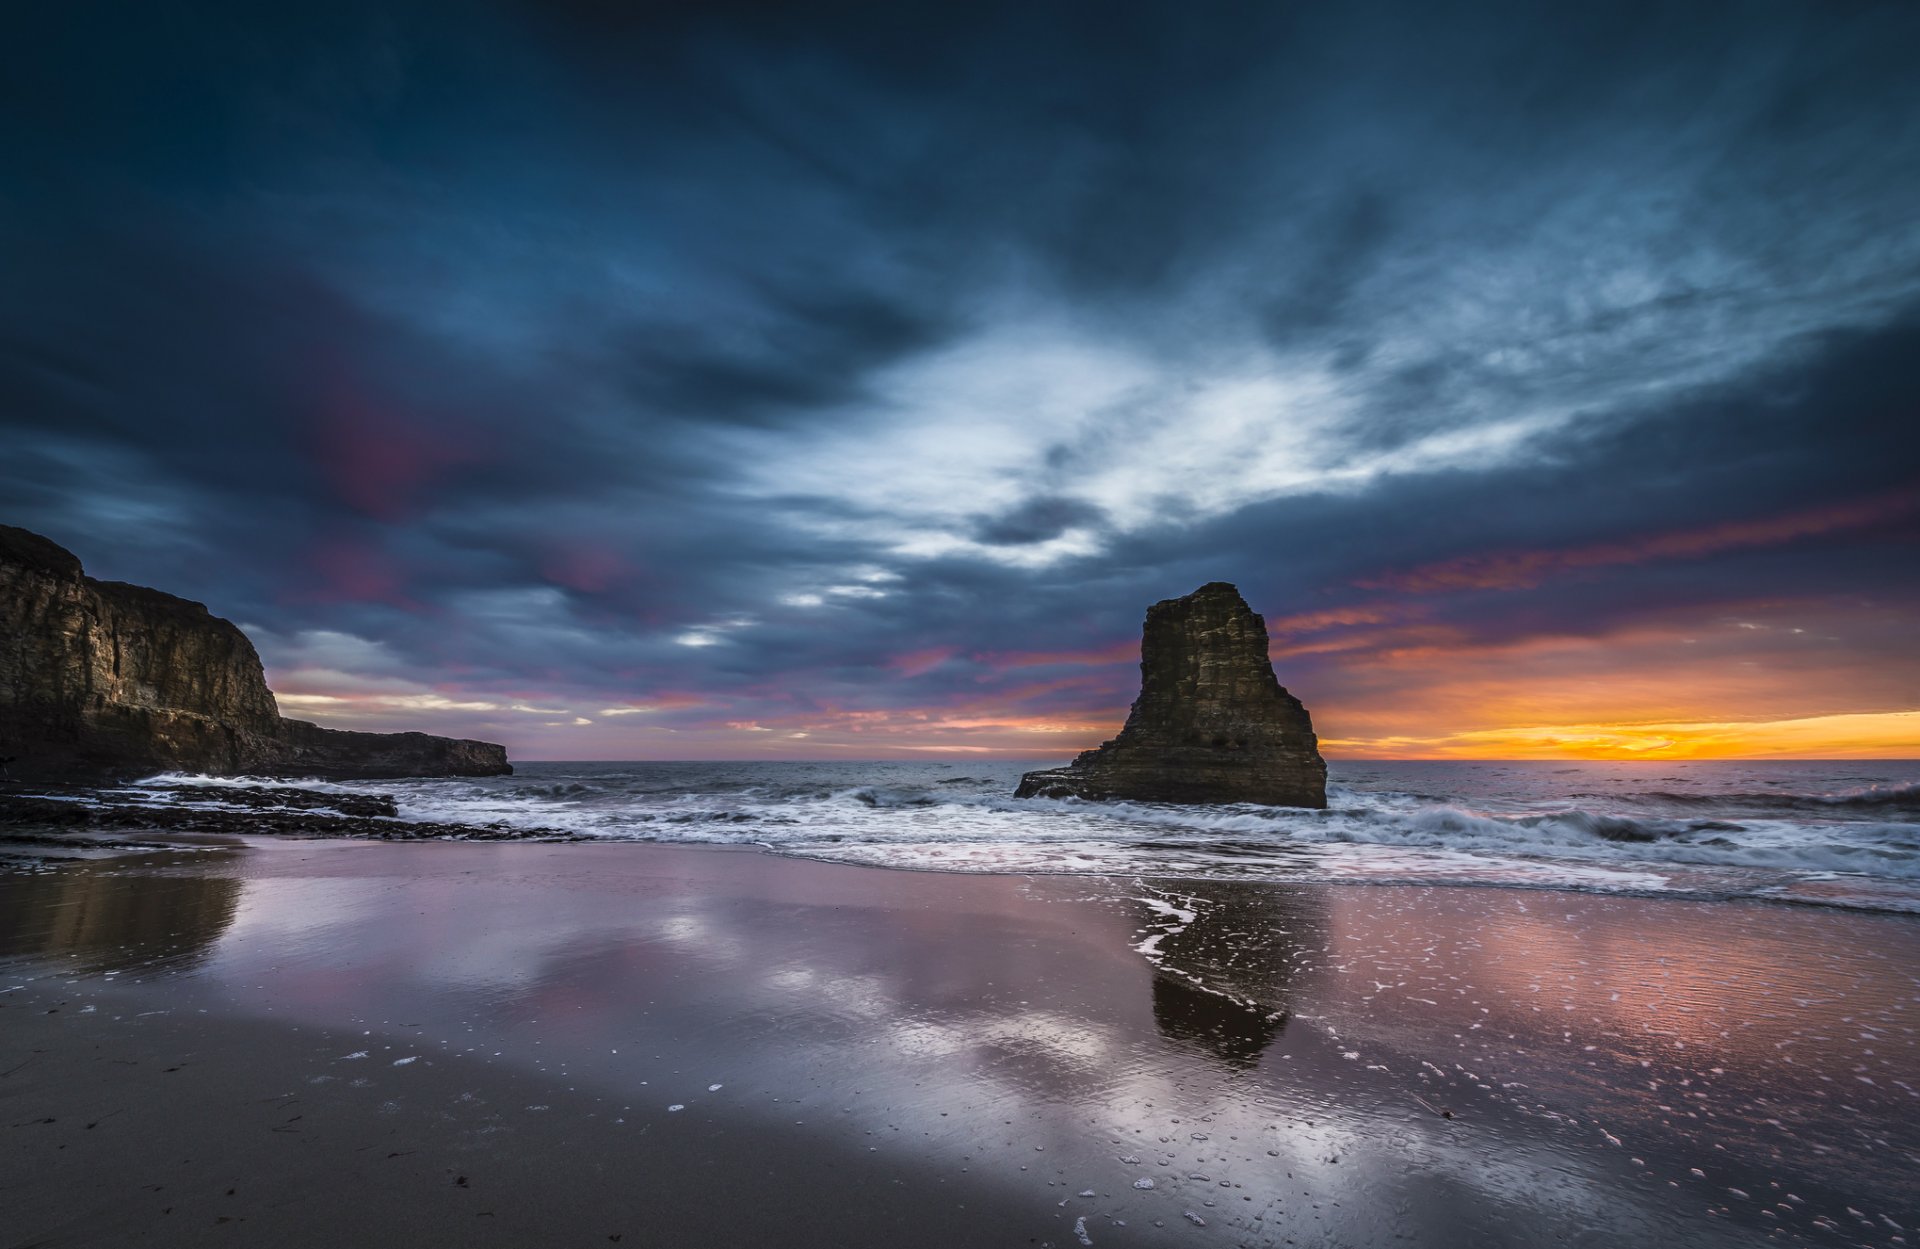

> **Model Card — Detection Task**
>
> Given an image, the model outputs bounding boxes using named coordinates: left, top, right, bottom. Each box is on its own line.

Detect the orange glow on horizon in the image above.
left=274, top=593, right=1917, bottom=761
left=1322, top=710, right=1920, bottom=760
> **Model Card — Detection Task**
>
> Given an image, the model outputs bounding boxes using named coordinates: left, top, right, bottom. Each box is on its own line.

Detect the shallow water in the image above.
left=117, top=757, right=1920, bottom=912
left=2, top=840, right=1916, bottom=1246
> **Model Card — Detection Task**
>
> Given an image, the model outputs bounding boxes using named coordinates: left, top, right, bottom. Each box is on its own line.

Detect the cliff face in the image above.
left=274, top=719, right=513, bottom=781
left=0, top=525, right=510, bottom=782
left=1015, top=582, right=1326, bottom=807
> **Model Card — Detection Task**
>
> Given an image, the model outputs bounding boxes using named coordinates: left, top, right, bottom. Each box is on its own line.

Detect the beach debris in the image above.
left=1133, top=1178, right=1155, bottom=1190
left=1183, top=1211, right=1207, bottom=1226
left=668, top=1104, right=685, bottom=1112
left=708, top=1083, right=723, bottom=1091
left=1073, top=1215, right=1094, bottom=1245
left=393, top=1056, right=417, bottom=1066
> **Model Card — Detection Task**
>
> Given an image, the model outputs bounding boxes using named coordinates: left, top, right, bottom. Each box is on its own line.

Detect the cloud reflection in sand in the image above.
left=4, top=841, right=1913, bottom=1246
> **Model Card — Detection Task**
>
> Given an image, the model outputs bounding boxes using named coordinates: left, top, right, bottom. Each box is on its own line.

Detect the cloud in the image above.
left=1359, top=487, right=1920, bottom=593
left=972, top=496, right=1109, bottom=547
left=1, top=0, right=1916, bottom=758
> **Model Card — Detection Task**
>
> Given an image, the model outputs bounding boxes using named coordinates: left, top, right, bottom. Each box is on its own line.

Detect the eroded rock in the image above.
left=1015, top=582, right=1326, bottom=807
left=0, top=524, right=510, bottom=782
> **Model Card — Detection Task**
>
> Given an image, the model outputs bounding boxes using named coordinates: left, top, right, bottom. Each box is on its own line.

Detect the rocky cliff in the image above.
left=0, top=524, right=510, bottom=782
left=1015, top=582, right=1326, bottom=807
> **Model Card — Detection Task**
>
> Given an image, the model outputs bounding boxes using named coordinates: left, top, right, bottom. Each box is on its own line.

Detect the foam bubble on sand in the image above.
left=1131, top=891, right=1198, bottom=963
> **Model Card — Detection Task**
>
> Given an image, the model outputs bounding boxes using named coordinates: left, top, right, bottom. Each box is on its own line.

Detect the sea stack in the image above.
left=1015, top=582, right=1326, bottom=808
left=0, top=523, right=511, bottom=783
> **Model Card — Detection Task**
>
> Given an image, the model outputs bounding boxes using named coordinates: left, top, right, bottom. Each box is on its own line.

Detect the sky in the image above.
left=3, top=0, right=1917, bottom=762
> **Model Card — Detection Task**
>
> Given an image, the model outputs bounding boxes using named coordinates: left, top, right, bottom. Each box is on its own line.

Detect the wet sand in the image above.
left=3, top=837, right=1917, bottom=1246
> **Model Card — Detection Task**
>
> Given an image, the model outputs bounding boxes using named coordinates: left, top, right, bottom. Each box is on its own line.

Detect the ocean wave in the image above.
left=84, top=761, right=1920, bottom=913
left=1311, top=804, right=1920, bottom=879
left=1605, top=782, right=1920, bottom=815
left=844, top=786, right=943, bottom=809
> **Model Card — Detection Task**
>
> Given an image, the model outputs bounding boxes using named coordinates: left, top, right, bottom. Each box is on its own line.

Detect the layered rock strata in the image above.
left=1015, top=582, right=1326, bottom=807
left=1, top=524, right=510, bottom=782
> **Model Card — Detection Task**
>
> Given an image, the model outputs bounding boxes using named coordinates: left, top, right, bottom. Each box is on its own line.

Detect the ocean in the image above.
left=10, top=758, right=1920, bottom=1245
left=134, top=757, right=1920, bottom=913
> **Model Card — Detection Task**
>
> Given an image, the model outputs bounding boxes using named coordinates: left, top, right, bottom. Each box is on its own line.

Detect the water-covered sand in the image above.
left=3, top=835, right=1916, bottom=1246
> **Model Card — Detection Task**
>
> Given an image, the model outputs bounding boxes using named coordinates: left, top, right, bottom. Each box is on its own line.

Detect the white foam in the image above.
left=126, top=763, right=1920, bottom=913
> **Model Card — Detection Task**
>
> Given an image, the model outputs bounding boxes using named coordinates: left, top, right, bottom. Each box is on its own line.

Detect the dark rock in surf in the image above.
left=0, top=784, right=564, bottom=841
left=0, top=524, right=510, bottom=783
left=1015, top=582, right=1326, bottom=808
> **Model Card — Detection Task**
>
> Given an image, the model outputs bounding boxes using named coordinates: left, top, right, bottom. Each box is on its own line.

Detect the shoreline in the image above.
left=13, top=817, right=1920, bottom=918
left=5, top=835, right=1917, bottom=1246
left=10, top=757, right=1918, bottom=920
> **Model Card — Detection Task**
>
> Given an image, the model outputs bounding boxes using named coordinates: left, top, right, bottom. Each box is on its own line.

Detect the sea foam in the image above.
left=120, top=759, right=1920, bottom=913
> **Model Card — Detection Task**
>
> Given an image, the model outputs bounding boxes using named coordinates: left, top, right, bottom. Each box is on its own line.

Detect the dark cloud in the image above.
left=1, top=0, right=1916, bottom=754
left=972, top=497, right=1109, bottom=547
left=600, top=285, right=958, bottom=429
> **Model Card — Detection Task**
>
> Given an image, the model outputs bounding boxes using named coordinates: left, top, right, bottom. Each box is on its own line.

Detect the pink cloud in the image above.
left=289, top=537, right=422, bottom=609
left=1360, top=486, right=1920, bottom=594
left=541, top=544, right=633, bottom=593
left=887, top=647, right=958, bottom=678
left=312, top=373, right=487, bottom=523
left=974, top=639, right=1138, bottom=671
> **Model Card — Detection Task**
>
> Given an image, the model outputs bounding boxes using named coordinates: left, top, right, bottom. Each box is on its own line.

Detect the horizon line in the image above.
left=495, top=755, right=1920, bottom=765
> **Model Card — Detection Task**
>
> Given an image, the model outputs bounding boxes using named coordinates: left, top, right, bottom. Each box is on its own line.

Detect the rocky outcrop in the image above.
left=0, top=782, right=566, bottom=842
left=1015, top=582, right=1326, bottom=807
left=0, top=524, right=510, bottom=782
left=273, top=718, right=512, bottom=780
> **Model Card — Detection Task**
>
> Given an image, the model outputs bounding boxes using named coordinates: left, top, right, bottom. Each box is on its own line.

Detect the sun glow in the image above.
left=1324, top=710, right=1920, bottom=760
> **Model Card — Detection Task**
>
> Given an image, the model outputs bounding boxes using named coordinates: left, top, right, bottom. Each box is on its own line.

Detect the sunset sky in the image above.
left=3, top=1, right=1915, bottom=761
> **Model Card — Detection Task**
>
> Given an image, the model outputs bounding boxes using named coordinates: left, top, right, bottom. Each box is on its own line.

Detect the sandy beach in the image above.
left=4, top=835, right=1915, bottom=1247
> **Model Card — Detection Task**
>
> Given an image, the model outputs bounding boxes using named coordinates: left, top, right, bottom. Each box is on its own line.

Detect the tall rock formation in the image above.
left=1, top=524, right=510, bottom=783
left=1015, top=582, right=1326, bottom=807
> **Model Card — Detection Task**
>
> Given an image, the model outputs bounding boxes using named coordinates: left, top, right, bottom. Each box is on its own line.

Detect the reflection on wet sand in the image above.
left=0, top=852, right=241, bottom=973
left=1150, top=975, right=1282, bottom=1067
left=1141, top=881, right=1325, bottom=1069
left=3, top=840, right=1915, bottom=1248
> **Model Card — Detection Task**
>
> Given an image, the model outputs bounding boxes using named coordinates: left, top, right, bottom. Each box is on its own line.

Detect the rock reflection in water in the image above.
left=1142, top=880, right=1324, bottom=1069
left=0, top=853, right=241, bottom=973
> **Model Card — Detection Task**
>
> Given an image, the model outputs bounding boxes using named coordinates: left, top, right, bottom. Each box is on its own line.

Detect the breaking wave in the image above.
left=115, top=759, right=1920, bottom=914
